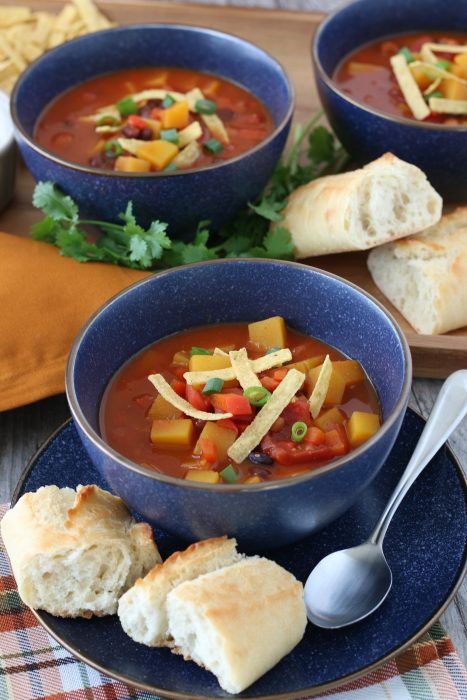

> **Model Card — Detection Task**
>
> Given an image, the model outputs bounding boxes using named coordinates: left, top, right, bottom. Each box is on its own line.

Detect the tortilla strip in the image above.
left=116, top=138, right=142, bottom=155
left=308, top=355, right=332, bottom=419
left=183, top=348, right=292, bottom=385
left=128, top=89, right=186, bottom=104
left=201, top=113, right=230, bottom=144
left=390, top=54, right=430, bottom=120
left=173, top=141, right=201, bottom=168
left=423, top=78, right=441, bottom=96
left=227, top=369, right=305, bottom=464
left=428, top=97, right=467, bottom=114
left=148, top=374, right=232, bottom=420
left=178, top=121, right=202, bottom=148
left=228, top=348, right=259, bottom=390
left=422, top=42, right=467, bottom=55
left=213, top=347, right=229, bottom=357
left=410, top=60, right=467, bottom=86
left=0, top=8, right=32, bottom=28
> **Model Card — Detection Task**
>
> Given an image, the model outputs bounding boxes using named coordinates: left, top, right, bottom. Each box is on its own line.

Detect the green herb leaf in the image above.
left=162, top=94, right=176, bottom=108
left=116, top=96, right=138, bottom=116
left=203, top=138, right=223, bottom=154
left=160, top=128, right=179, bottom=144
left=32, top=181, right=78, bottom=222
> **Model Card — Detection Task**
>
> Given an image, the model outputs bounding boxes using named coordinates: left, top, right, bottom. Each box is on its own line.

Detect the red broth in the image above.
left=34, top=67, right=274, bottom=172
left=99, top=322, right=381, bottom=484
left=334, top=32, right=467, bottom=125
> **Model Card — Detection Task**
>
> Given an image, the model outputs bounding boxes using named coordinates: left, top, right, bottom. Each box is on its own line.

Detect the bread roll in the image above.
left=118, top=536, right=241, bottom=646
left=0, top=484, right=161, bottom=618
left=167, top=557, right=307, bottom=694
left=280, top=153, right=442, bottom=257
left=367, top=208, right=467, bottom=334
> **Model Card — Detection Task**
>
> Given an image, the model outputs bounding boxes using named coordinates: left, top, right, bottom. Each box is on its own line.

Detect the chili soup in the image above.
left=100, top=317, right=381, bottom=485
left=334, top=31, right=467, bottom=125
left=34, top=67, right=275, bottom=173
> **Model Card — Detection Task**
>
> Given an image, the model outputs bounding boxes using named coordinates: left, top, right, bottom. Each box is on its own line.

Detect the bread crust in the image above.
left=0, top=485, right=161, bottom=617
left=280, top=152, right=442, bottom=257
left=367, top=207, right=467, bottom=334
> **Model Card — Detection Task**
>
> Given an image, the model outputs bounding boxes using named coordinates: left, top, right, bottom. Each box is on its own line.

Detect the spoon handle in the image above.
left=369, top=369, right=467, bottom=546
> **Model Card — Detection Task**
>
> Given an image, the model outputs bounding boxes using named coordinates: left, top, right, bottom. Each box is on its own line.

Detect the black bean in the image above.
left=122, top=125, right=141, bottom=138
left=248, top=451, right=273, bottom=466
left=251, top=466, right=271, bottom=478
left=88, top=153, right=115, bottom=170
left=139, top=127, right=153, bottom=141
left=138, top=105, right=152, bottom=118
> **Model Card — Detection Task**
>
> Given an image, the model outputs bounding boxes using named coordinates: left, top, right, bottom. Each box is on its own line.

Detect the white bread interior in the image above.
left=280, top=152, right=442, bottom=257
left=367, top=207, right=467, bottom=335
left=118, top=536, right=241, bottom=646
left=0, top=484, right=161, bottom=618
left=166, top=556, right=307, bottom=695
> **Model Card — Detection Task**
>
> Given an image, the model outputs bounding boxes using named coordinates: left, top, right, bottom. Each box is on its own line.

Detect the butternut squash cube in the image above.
left=148, top=394, right=183, bottom=420
left=314, top=407, right=345, bottom=431
left=185, top=469, right=220, bottom=484
left=248, top=316, right=287, bottom=349
left=454, top=53, right=467, bottom=73
left=410, top=65, right=433, bottom=90
left=115, top=156, right=151, bottom=173
left=245, top=476, right=261, bottom=484
left=307, top=365, right=346, bottom=405
left=137, top=140, right=179, bottom=170
left=150, top=418, right=193, bottom=446
left=332, top=360, right=365, bottom=387
left=193, top=422, right=237, bottom=464
left=188, top=354, right=232, bottom=373
left=161, top=101, right=189, bottom=129
left=285, top=355, right=325, bottom=374
left=347, top=411, right=380, bottom=447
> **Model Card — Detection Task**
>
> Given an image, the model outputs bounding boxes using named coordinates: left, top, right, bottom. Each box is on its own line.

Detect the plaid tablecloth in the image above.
left=1, top=503, right=466, bottom=700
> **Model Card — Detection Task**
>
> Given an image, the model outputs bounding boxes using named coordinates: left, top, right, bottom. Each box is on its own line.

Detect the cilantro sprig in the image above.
left=31, top=113, right=349, bottom=269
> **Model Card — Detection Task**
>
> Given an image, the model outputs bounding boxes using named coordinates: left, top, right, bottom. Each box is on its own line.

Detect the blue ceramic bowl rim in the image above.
left=311, top=0, right=467, bottom=133
left=11, top=23, right=295, bottom=178
left=66, top=258, right=412, bottom=493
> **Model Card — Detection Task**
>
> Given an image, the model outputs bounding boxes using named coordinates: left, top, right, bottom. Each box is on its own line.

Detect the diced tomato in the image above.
left=304, top=426, right=325, bottom=446
left=171, top=365, right=187, bottom=381
left=260, top=376, right=280, bottom=392
left=261, top=437, right=333, bottom=466
left=150, top=107, right=163, bottom=119
left=324, top=425, right=349, bottom=457
left=171, top=378, right=186, bottom=398
left=216, top=418, right=239, bottom=435
left=211, top=393, right=252, bottom=416
left=281, top=396, right=311, bottom=426
left=128, top=114, right=148, bottom=129
left=199, top=438, right=218, bottom=464
left=186, top=385, right=211, bottom=411
left=273, top=368, right=289, bottom=382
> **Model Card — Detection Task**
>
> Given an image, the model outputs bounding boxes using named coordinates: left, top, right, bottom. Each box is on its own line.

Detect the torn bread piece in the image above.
left=0, top=485, right=160, bottom=618
left=118, top=537, right=241, bottom=646
left=167, top=557, right=307, bottom=694
left=368, top=208, right=467, bottom=334
left=367, top=207, right=467, bottom=334
left=279, top=153, right=442, bottom=258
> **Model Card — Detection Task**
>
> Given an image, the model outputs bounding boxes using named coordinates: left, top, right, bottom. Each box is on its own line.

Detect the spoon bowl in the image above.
left=305, top=543, right=392, bottom=628
left=304, top=369, right=467, bottom=628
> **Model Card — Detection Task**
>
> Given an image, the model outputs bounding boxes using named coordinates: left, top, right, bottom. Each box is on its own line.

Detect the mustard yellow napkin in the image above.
left=0, top=232, right=150, bottom=412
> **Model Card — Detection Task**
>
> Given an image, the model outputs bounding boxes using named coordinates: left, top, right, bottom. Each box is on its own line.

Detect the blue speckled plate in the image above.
left=13, top=409, right=467, bottom=699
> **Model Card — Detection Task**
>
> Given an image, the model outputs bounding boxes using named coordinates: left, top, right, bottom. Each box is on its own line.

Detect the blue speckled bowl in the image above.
left=66, top=259, right=412, bottom=550
left=312, top=0, right=467, bottom=201
left=11, top=24, right=293, bottom=235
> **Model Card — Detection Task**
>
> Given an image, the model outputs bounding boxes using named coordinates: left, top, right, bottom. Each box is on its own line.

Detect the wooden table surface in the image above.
left=0, top=0, right=465, bottom=672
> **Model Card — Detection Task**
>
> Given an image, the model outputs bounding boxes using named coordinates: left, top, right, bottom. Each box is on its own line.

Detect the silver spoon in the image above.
left=304, top=369, right=467, bottom=629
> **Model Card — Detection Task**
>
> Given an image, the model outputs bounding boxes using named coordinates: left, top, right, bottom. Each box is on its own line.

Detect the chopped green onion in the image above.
left=244, top=386, right=271, bottom=407
left=203, top=138, right=224, bottom=154
left=436, top=59, right=451, bottom=71
left=398, top=47, right=414, bottom=64
left=162, top=94, right=176, bottom=108
left=190, top=346, right=212, bottom=356
left=428, top=90, right=444, bottom=100
left=220, top=464, right=239, bottom=483
left=96, top=114, right=119, bottom=127
left=291, top=421, right=308, bottom=443
left=104, top=140, right=123, bottom=157
left=195, top=98, right=217, bottom=115
left=116, top=96, right=138, bottom=116
left=160, top=128, right=179, bottom=144
left=164, top=162, right=177, bottom=172
left=265, top=346, right=281, bottom=355
left=202, top=378, right=224, bottom=395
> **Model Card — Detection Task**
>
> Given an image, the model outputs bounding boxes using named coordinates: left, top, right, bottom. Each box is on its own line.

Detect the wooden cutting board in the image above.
left=2, top=0, right=466, bottom=378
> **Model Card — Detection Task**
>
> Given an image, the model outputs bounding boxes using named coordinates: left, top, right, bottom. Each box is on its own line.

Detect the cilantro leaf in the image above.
left=308, top=125, right=335, bottom=163
left=32, top=181, right=78, bottom=222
